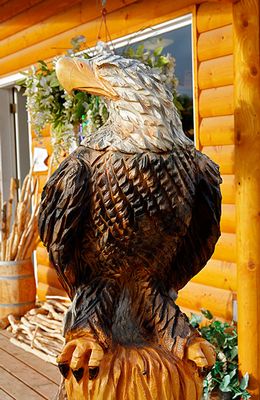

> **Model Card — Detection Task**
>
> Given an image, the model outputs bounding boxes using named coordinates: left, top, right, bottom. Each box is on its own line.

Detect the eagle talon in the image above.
left=58, top=362, right=70, bottom=379
left=57, top=333, right=104, bottom=383
left=186, top=337, right=216, bottom=369
left=89, top=366, right=99, bottom=380
left=72, top=367, right=84, bottom=382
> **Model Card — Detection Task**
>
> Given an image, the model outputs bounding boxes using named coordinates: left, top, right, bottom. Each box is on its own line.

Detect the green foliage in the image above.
left=19, top=36, right=189, bottom=157
left=190, top=310, right=251, bottom=399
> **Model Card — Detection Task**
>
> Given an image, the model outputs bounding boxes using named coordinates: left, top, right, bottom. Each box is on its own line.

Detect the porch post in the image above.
left=233, top=0, right=260, bottom=398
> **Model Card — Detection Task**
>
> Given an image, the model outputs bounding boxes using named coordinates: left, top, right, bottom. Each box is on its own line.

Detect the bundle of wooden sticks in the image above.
left=7, top=299, right=69, bottom=364
left=0, top=171, right=40, bottom=261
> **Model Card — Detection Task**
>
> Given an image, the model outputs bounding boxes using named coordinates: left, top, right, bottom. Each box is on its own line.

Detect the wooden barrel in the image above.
left=0, top=259, right=36, bottom=319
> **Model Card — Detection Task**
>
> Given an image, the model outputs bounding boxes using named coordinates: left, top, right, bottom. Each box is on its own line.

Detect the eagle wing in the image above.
left=39, top=144, right=221, bottom=297
left=168, top=149, right=222, bottom=291
left=38, top=146, right=91, bottom=298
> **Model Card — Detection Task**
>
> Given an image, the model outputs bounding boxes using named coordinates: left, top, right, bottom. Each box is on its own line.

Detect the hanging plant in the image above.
left=18, top=36, right=183, bottom=157
left=190, top=310, right=251, bottom=400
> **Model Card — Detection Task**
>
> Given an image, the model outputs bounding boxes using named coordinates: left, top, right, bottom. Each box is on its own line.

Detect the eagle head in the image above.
left=56, top=51, right=188, bottom=151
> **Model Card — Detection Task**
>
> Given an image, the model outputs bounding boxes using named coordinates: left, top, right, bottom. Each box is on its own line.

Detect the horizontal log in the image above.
left=177, top=281, right=234, bottom=321
left=0, top=0, right=137, bottom=57
left=198, top=25, right=233, bottom=61
left=198, top=55, right=234, bottom=90
left=0, top=0, right=42, bottom=23
left=202, top=144, right=235, bottom=175
left=0, top=1, right=200, bottom=75
left=212, top=232, right=236, bottom=263
left=221, top=204, right=236, bottom=233
left=197, top=2, right=233, bottom=33
left=37, top=282, right=68, bottom=301
left=192, top=259, right=237, bottom=291
left=36, top=246, right=49, bottom=266
left=37, top=264, right=63, bottom=291
left=0, top=0, right=82, bottom=41
left=221, top=174, right=235, bottom=204
left=200, top=115, right=235, bottom=146
left=199, top=86, right=234, bottom=118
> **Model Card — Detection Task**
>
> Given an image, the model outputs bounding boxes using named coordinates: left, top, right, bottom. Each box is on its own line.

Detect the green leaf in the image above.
left=158, top=55, right=169, bottom=66
left=219, top=375, right=231, bottom=392
left=201, top=309, right=214, bottom=320
left=49, top=76, right=60, bottom=88
left=153, top=46, right=163, bottom=57
left=189, top=313, right=202, bottom=328
left=240, top=373, right=249, bottom=391
left=229, top=368, right=237, bottom=380
left=230, top=346, right=238, bottom=360
left=136, top=44, right=144, bottom=57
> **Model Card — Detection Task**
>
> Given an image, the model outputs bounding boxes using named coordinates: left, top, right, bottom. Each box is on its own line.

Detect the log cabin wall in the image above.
left=177, top=2, right=236, bottom=321
left=0, top=0, right=237, bottom=312
left=31, top=128, right=68, bottom=299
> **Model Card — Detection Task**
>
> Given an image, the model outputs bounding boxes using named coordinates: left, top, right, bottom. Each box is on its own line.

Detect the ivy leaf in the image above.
left=201, top=309, right=214, bottom=320
left=240, top=373, right=249, bottom=391
left=229, top=368, right=237, bottom=380
left=189, top=313, right=202, bottom=328
left=230, top=345, right=238, bottom=360
left=219, top=375, right=231, bottom=392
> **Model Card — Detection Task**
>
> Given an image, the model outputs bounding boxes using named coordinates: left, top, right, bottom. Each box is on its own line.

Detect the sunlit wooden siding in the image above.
left=177, top=2, right=236, bottom=321
left=1, top=0, right=236, bottom=311
left=31, top=127, right=68, bottom=299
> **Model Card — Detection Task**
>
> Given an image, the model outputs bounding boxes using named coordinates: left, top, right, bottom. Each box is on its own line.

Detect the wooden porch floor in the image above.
left=0, top=330, right=60, bottom=399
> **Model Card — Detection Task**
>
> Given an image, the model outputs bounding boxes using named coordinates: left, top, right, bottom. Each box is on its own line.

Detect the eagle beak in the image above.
left=56, top=56, right=118, bottom=99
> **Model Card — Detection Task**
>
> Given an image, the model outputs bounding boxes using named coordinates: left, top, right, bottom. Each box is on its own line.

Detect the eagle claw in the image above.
left=186, top=337, right=216, bottom=370
left=57, top=333, right=104, bottom=383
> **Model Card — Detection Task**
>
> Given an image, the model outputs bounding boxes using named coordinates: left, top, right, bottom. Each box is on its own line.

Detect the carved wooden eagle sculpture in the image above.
left=39, top=52, right=221, bottom=399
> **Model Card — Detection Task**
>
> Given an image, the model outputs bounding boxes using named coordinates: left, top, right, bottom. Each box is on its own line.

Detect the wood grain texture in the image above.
left=0, top=367, right=44, bottom=400
left=0, top=330, right=60, bottom=384
left=198, top=25, right=233, bottom=61
left=0, top=0, right=137, bottom=58
left=199, top=85, right=234, bottom=118
left=0, top=1, right=198, bottom=75
left=221, top=174, right=235, bottom=204
left=192, top=259, right=237, bottom=291
left=0, top=348, right=57, bottom=399
left=38, top=263, right=64, bottom=290
left=220, top=204, right=235, bottom=233
left=198, top=55, right=234, bottom=90
left=0, top=0, right=82, bottom=41
left=197, top=2, right=232, bottom=33
left=233, top=0, right=260, bottom=396
left=0, top=260, right=36, bottom=319
left=38, top=53, right=222, bottom=398
left=202, top=145, right=235, bottom=175
left=200, top=115, right=235, bottom=146
left=212, top=232, right=236, bottom=263
left=0, top=0, right=43, bottom=24
left=177, top=281, right=233, bottom=321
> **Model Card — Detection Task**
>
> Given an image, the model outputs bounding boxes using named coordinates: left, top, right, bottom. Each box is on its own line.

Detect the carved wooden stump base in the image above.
left=57, top=330, right=215, bottom=400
